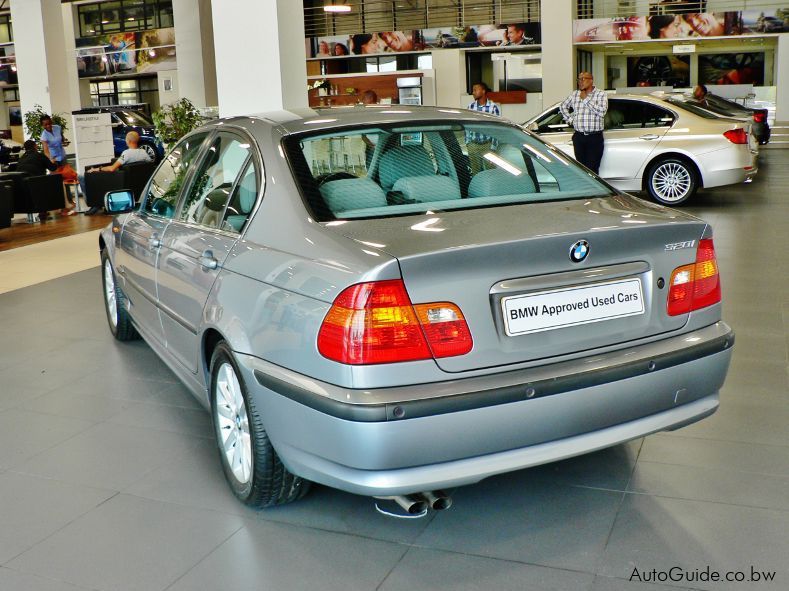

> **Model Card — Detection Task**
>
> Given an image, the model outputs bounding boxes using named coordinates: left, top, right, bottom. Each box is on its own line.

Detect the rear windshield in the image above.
left=283, top=121, right=615, bottom=221
left=664, top=98, right=721, bottom=119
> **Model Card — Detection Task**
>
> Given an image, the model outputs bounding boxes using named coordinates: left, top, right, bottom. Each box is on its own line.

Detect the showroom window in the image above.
left=78, top=0, right=173, bottom=37
left=0, top=14, right=12, bottom=43
left=90, top=77, right=159, bottom=109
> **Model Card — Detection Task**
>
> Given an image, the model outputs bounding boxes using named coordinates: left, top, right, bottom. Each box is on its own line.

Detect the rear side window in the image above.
left=605, top=100, right=674, bottom=130
left=179, top=133, right=252, bottom=230
left=284, top=122, right=614, bottom=221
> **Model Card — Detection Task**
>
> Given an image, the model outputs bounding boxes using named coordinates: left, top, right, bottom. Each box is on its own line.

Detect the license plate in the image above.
left=502, top=278, right=645, bottom=336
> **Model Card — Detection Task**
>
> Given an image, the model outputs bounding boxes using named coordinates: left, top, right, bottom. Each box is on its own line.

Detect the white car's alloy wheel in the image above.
left=650, top=161, right=692, bottom=203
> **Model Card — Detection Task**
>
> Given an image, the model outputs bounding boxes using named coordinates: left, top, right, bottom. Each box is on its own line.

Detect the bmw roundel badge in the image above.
left=570, top=240, right=590, bottom=263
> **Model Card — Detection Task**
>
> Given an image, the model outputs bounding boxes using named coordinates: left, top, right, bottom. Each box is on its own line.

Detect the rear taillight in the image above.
left=723, top=128, right=748, bottom=144
left=753, top=112, right=766, bottom=123
left=667, top=239, right=721, bottom=316
left=317, top=280, right=472, bottom=364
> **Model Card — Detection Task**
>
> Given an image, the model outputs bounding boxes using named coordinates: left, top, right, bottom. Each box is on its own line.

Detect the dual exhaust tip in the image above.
left=376, top=490, right=452, bottom=515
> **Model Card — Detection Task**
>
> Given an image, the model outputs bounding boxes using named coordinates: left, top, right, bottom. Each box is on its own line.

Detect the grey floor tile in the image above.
left=521, top=440, right=642, bottom=492
left=7, top=494, right=244, bottom=591
left=0, top=472, right=115, bottom=564
left=123, top=438, right=260, bottom=518
left=599, top=494, right=789, bottom=590
left=17, top=421, right=203, bottom=491
left=672, top=398, right=789, bottom=447
left=590, top=575, right=695, bottom=591
left=260, top=483, right=437, bottom=545
left=379, top=547, right=595, bottom=591
left=627, top=461, right=789, bottom=511
left=0, top=409, right=94, bottom=471
left=166, top=519, right=407, bottom=591
left=414, top=473, right=624, bottom=573
left=105, top=401, right=212, bottom=439
left=0, top=567, right=92, bottom=591
left=16, top=385, right=135, bottom=422
left=640, top=435, right=789, bottom=477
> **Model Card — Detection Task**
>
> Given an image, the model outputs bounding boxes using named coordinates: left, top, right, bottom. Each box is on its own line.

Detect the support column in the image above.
left=210, top=0, right=307, bottom=117
left=540, top=0, right=575, bottom=107
left=775, top=35, right=789, bottom=122
left=10, top=0, right=76, bottom=136
left=173, top=0, right=217, bottom=108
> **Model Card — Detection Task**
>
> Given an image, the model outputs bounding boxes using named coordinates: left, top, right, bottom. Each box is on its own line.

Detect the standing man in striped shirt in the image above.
left=466, top=82, right=501, bottom=174
left=559, top=72, right=608, bottom=174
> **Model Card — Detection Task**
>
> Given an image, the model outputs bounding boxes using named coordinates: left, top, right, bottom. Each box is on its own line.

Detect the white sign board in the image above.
left=72, top=112, right=114, bottom=174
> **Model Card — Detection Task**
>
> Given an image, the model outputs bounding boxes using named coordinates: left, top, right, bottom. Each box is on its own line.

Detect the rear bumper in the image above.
left=698, top=147, right=758, bottom=188
left=237, top=322, right=733, bottom=496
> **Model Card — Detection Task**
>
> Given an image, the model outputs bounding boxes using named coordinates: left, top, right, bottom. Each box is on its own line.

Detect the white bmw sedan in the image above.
left=525, top=94, right=758, bottom=205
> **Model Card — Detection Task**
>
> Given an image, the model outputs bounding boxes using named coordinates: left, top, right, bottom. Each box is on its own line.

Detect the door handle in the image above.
left=639, top=134, right=659, bottom=140
left=148, top=237, right=161, bottom=249
left=199, top=250, right=219, bottom=270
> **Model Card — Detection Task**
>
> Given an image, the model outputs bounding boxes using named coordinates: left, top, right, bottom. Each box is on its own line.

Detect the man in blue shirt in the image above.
left=466, top=82, right=501, bottom=174
left=559, top=72, right=608, bottom=174
left=40, top=115, right=69, bottom=166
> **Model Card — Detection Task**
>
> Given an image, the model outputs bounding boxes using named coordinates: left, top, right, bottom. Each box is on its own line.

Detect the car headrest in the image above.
left=319, top=178, right=387, bottom=213
left=468, top=168, right=536, bottom=198
left=378, top=145, right=434, bottom=190
left=392, top=175, right=461, bottom=203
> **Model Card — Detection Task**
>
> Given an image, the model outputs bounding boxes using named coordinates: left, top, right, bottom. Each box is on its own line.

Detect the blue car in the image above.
left=107, top=108, right=164, bottom=162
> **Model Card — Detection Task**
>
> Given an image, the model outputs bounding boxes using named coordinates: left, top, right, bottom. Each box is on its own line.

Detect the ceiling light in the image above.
left=324, top=3, right=351, bottom=12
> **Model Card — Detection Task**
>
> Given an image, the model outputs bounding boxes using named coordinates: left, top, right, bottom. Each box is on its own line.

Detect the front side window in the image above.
left=284, top=122, right=614, bottom=222
left=143, top=132, right=209, bottom=218
left=179, top=133, right=252, bottom=230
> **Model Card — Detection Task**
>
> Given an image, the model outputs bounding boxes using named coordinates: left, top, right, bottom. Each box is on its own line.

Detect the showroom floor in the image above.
left=0, top=152, right=787, bottom=591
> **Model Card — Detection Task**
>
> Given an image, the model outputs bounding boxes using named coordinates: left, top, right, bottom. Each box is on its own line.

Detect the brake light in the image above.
left=317, top=280, right=472, bottom=364
left=753, top=112, right=766, bottom=123
left=723, top=128, right=748, bottom=144
left=667, top=239, right=721, bottom=316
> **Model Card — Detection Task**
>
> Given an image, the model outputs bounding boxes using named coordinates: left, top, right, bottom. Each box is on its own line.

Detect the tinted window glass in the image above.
left=114, top=109, right=153, bottom=126
left=284, top=122, right=614, bottom=221
left=533, top=108, right=571, bottom=134
left=143, top=132, right=208, bottom=218
left=179, top=133, right=251, bottom=229
left=606, top=101, right=674, bottom=129
left=665, top=98, right=719, bottom=119
left=221, top=160, right=259, bottom=233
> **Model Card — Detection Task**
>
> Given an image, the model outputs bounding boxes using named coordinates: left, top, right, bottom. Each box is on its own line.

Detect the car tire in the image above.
left=101, top=249, right=139, bottom=341
left=645, top=157, right=698, bottom=206
left=140, top=143, right=158, bottom=161
left=210, top=341, right=310, bottom=508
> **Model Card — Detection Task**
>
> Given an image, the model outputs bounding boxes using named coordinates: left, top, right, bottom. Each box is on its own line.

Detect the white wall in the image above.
left=541, top=0, right=575, bottom=106
left=211, top=0, right=307, bottom=116
left=776, top=35, right=789, bottom=121
left=431, top=49, right=465, bottom=109
left=173, top=0, right=217, bottom=107
left=157, top=69, right=180, bottom=106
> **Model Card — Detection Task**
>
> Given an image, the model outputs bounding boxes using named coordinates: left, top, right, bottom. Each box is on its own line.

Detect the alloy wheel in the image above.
left=215, top=362, right=252, bottom=484
left=103, top=259, right=118, bottom=328
left=651, top=162, right=692, bottom=203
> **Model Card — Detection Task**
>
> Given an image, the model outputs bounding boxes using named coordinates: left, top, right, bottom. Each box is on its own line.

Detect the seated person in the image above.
left=16, top=139, right=59, bottom=222
left=82, top=130, right=154, bottom=215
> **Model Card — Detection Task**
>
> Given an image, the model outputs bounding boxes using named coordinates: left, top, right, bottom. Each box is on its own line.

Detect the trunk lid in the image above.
left=325, top=194, right=709, bottom=373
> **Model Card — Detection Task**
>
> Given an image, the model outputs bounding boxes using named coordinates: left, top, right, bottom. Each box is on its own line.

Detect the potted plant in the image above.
left=23, top=104, right=69, bottom=142
left=152, top=97, right=203, bottom=148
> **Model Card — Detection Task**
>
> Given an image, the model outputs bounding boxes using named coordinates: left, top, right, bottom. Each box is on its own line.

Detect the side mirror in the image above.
left=105, top=190, right=135, bottom=213
left=526, top=122, right=538, bottom=133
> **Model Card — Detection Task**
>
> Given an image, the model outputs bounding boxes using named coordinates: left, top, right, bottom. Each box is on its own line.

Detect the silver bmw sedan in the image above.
left=99, top=106, right=733, bottom=512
